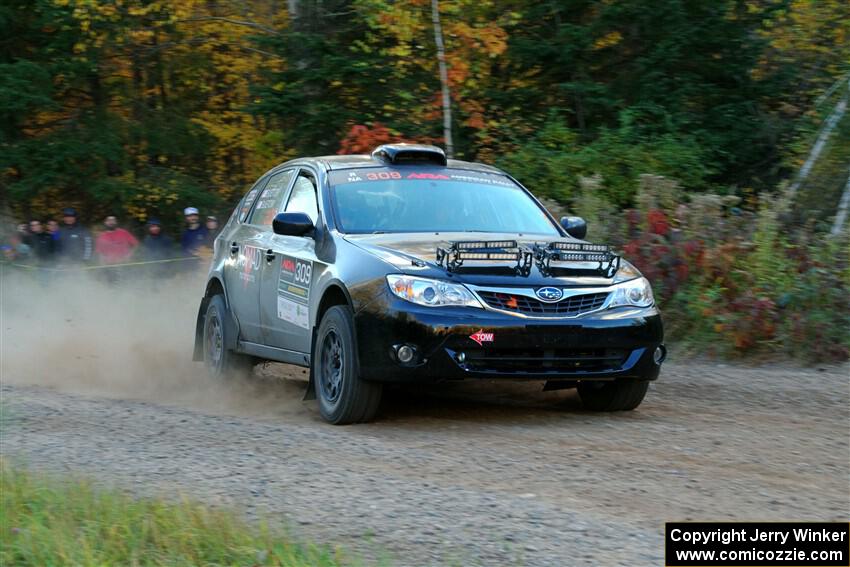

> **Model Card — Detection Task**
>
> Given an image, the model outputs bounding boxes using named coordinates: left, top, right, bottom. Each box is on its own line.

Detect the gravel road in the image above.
left=2, top=363, right=848, bottom=566
left=1, top=272, right=848, bottom=566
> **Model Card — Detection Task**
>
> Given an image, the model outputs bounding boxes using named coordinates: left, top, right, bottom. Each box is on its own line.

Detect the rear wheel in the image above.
left=314, top=305, right=382, bottom=424
left=577, top=380, right=649, bottom=411
left=203, top=294, right=254, bottom=380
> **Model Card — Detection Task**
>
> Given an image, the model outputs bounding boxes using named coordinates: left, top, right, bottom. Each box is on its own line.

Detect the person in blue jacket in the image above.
left=142, top=218, right=174, bottom=260
left=57, top=208, right=93, bottom=264
left=180, top=207, right=208, bottom=255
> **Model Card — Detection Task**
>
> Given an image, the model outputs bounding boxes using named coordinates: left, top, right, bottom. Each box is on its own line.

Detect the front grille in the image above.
left=459, top=347, right=627, bottom=374
left=477, top=290, right=609, bottom=317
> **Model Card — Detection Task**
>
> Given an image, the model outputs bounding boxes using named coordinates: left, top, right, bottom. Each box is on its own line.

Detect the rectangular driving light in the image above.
left=549, top=242, right=610, bottom=253
left=458, top=251, right=519, bottom=261
left=455, top=240, right=518, bottom=251
left=556, top=252, right=611, bottom=262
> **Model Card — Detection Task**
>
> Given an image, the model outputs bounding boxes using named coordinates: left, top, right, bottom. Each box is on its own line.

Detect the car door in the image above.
left=223, top=169, right=295, bottom=344
left=259, top=168, right=324, bottom=353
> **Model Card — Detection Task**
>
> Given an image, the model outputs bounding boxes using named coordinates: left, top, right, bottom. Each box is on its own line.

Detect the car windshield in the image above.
left=329, top=167, right=560, bottom=235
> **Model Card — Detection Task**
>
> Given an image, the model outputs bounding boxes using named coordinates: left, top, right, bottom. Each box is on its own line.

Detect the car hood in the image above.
left=343, top=232, right=619, bottom=287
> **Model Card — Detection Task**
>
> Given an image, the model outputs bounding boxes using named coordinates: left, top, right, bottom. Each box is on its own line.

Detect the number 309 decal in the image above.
left=366, top=171, right=402, bottom=180
left=295, top=261, right=312, bottom=285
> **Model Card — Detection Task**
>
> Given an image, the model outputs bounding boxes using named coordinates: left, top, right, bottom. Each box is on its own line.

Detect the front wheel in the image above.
left=203, top=294, right=254, bottom=380
left=577, top=380, right=649, bottom=411
left=314, top=305, right=382, bottom=424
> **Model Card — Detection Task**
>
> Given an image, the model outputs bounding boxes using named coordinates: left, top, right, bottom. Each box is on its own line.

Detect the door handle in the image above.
left=265, top=249, right=275, bottom=262
left=230, top=242, right=239, bottom=254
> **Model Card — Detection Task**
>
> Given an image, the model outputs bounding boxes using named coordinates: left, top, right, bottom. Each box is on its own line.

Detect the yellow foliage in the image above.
left=593, top=31, right=623, bottom=50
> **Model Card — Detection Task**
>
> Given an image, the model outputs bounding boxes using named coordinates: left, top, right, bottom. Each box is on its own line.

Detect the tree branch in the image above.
left=174, top=16, right=282, bottom=36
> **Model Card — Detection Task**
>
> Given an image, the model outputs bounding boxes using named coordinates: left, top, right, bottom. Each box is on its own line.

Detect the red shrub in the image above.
left=338, top=123, right=406, bottom=154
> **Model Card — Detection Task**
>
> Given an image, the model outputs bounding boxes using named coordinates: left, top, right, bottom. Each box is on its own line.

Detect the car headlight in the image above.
left=608, top=276, right=655, bottom=308
left=386, top=275, right=483, bottom=308
left=612, top=259, right=642, bottom=283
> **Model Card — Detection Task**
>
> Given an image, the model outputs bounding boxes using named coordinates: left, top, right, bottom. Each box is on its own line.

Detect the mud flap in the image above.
left=303, top=329, right=317, bottom=400
left=192, top=297, right=210, bottom=362
left=303, top=366, right=316, bottom=400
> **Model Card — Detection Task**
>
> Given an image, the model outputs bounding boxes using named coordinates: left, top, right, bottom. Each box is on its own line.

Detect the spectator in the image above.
left=1, top=226, right=24, bottom=261
left=46, top=219, right=62, bottom=254
left=16, top=223, right=29, bottom=242
left=58, top=208, right=93, bottom=263
left=141, top=218, right=173, bottom=260
left=95, top=215, right=138, bottom=264
left=203, top=215, right=219, bottom=247
left=25, top=219, right=57, bottom=262
left=10, top=225, right=31, bottom=260
left=180, top=207, right=208, bottom=255
left=1, top=243, right=14, bottom=261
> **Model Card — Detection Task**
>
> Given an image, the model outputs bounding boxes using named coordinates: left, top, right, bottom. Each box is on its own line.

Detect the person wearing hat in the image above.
left=180, top=206, right=208, bottom=255
left=203, top=215, right=220, bottom=247
left=141, top=217, right=174, bottom=260
left=57, top=207, right=92, bottom=263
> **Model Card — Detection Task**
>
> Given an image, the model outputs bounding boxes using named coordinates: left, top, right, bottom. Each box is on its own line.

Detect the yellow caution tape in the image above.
left=3, top=256, right=203, bottom=272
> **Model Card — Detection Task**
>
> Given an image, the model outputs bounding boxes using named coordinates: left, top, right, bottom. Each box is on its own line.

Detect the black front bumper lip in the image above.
left=444, top=345, right=653, bottom=379
left=354, top=292, right=664, bottom=383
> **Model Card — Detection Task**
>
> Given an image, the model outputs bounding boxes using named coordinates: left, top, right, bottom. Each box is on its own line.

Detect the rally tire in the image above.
left=577, top=380, right=649, bottom=412
left=203, top=294, right=254, bottom=380
left=314, top=305, right=382, bottom=425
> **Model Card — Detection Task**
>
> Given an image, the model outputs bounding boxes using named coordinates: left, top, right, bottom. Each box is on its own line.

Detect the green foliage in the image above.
left=0, top=463, right=353, bottom=566
left=496, top=114, right=710, bottom=206
left=495, top=117, right=579, bottom=203
left=749, top=195, right=795, bottom=294
left=498, top=0, right=787, bottom=190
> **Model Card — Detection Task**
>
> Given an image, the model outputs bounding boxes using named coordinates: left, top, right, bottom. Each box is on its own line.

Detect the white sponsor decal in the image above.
left=277, top=295, right=310, bottom=329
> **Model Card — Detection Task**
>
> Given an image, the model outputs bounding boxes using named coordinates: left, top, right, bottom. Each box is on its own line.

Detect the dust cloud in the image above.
left=0, top=265, right=312, bottom=419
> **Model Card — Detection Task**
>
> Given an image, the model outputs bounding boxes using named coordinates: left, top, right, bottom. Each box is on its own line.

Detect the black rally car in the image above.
left=194, top=144, right=665, bottom=424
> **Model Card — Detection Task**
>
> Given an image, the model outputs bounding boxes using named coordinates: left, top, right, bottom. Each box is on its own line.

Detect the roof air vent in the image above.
left=371, top=144, right=447, bottom=166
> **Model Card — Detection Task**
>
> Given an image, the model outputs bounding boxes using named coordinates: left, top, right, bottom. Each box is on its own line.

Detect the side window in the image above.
left=249, top=170, right=295, bottom=226
left=238, top=179, right=266, bottom=223
left=284, top=172, right=319, bottom=225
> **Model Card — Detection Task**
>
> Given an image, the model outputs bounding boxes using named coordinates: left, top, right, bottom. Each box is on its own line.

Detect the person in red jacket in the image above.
left=95, top=215, right=139, bottom=264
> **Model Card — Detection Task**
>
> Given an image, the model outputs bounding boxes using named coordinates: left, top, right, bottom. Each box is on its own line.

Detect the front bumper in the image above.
left=354, top=291, right=664, bottom=383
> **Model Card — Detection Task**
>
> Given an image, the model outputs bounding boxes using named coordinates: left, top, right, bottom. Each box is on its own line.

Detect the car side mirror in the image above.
left=560, top=216, right=587, bottom=240
left=273, top=212, right=314, bottom=237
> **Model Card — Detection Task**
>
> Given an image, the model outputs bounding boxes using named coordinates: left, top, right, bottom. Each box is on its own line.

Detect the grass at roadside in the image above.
left=0, top=463, right=354, bottom=566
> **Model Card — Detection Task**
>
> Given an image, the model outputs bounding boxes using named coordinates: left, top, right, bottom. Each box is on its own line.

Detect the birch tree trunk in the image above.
left=431, top=0, right=453, bottom=158
left=788, top=79, right=849, bottom=199
left=831, top=168, right=850, bottom=236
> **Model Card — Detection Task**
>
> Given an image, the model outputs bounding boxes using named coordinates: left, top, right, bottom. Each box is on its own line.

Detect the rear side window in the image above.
left=249, top=170, right=295, bottom=226
left=238, top=183, right=263, bottom=223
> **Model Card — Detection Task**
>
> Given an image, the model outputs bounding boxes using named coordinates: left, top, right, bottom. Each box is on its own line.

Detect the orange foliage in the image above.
left=337, top=123, right=444, bottom=154
left=338, top=123, right=409, bottom=154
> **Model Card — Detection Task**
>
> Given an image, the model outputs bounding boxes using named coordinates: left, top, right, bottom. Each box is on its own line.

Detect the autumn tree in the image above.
left=0, top=0, right=288, bottom=231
